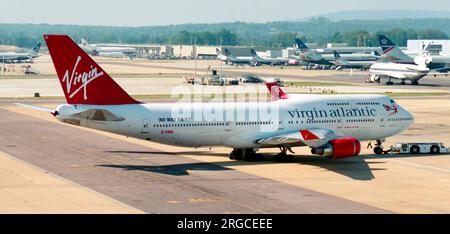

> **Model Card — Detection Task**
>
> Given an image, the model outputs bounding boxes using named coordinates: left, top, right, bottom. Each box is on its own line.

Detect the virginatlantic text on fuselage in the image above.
left=288, top=106, right=377, bottom=121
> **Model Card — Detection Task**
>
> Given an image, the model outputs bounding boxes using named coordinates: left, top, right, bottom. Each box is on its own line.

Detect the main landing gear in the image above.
left=273, top=147, right=294, bottom=162
left=229, top=148, right=263, bottom=161
left=229, top=147, right=295, bottom=162
left=386, top=78, right=394, bottom=86
left=373, top=139, right=384, bottom=155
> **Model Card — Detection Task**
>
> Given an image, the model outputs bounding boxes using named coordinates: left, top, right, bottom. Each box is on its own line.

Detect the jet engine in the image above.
left=311, top=138, right=361, bottom=159
left=414, top=55, right=432, bottom=67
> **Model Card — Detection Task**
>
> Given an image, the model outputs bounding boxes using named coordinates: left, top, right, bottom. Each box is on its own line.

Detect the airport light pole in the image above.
left=194, top=37, right=197, bottom=79
left=219, top=37, right=222, bottom=80
left=2, top=38, right=4, bottom=76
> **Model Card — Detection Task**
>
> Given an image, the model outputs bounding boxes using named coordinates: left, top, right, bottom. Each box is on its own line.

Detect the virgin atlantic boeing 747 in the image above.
left=20, top=35, right=415, bottom=161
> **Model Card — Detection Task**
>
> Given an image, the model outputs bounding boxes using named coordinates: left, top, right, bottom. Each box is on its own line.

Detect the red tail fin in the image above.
left=44, top=35, right=140, bottom=105
left=265, top=81, right=288, bottom=101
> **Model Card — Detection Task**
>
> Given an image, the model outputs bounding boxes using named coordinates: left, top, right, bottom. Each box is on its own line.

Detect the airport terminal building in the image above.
left=407, top=40, right=450, bottom=55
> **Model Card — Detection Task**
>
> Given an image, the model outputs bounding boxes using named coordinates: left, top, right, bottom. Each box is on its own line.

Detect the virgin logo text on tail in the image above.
left=62, top=56, right=104, bottom=100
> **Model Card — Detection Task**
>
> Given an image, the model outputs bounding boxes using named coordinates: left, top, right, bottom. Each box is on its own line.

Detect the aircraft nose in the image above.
left=401, top=106, right=415, bottom=127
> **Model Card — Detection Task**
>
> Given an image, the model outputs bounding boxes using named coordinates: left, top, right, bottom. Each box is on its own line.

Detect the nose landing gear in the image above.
left=373, top=139, right=384, bottom=155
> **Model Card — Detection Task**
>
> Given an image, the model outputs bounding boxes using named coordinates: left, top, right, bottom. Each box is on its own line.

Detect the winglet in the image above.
left=265, top=81, right=288, bottom=101
left=300, top=130, right=320, bottom=140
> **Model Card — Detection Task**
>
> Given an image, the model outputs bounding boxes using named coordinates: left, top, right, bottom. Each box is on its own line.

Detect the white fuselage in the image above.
left=369, top=62, right=430, bottom=81
left=55, top=94, right=413, bottom=149
left=0, top=52, right=38, bottom=61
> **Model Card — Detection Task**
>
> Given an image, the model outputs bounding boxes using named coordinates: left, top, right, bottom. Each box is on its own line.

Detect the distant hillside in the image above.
left=313, top=10, right=450, bottom=21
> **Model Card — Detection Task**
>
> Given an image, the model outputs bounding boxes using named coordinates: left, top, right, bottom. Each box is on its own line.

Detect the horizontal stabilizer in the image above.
left=71, top=109, right=125, bottom=121
left=15, top=103, right=54, bottom=113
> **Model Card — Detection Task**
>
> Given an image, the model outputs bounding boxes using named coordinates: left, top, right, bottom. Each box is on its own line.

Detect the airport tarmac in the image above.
left=0, top=101, right=387, bottom=214
left=1, top=55, right=449, bottom=98
left=1, top=57, right=450, bottom=214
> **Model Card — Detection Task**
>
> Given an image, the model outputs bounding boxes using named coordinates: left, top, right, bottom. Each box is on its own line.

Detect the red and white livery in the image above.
left=39, top=35, right=415, bottom=161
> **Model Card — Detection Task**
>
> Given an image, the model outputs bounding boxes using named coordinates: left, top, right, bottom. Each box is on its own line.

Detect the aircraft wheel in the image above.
left=274, top=153, right=294, bottom=162
left=374, top=147, right=383, bottom=155
left=241, top=149, right=261, bottom=161
left=411, top=81, right=419, bottom=85
left=386, top=81, right=394, bottom=86
left=229, top=149, right=244, bottom=160
left=229, top=152, right=235, bottom=160
left=400, top=81, right=406, bottom=85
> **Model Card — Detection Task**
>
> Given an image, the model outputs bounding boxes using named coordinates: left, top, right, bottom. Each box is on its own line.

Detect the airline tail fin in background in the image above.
left=265, top=81, right=288, bottom=101
left=377, top=35, right=413, bottom=63
left=223, top=48, right=232, bottom=56
left=30, top=43, right=41, bottom=55
left=44, top=35, right=140, bottom=105
left=294, top=38, right=309, bottom=51
left=250, top=49, right=259, bottom=58
left=333, top=50, right=341, bottom=59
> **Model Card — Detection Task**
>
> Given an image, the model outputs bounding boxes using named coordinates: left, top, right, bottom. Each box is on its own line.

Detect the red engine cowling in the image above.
left=311, top=138, right=361, bottom=159
left=329, top=138, right=361, bottom=159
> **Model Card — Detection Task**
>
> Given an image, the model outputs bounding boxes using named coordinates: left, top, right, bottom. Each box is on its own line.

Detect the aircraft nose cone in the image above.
left=403, top=108, right=415, bottom=127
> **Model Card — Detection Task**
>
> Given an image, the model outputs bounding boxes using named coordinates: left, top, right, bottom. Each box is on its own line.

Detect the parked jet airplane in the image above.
left=79, top=39, right=137, bottom=59
left=217, top=48, right=254, bottom=66
left=0, top=43, right=41, bottom=63
left=368, top=35, right=448, bottom=85
left=294, top=38, right=378, bottom=66
left=368, top=62, right=430, bottom=85
left=30, top=35, right=414, bottom=161
left=332, top=51, right=375, bottom=70
left=378, top=35, right=450, bottom=72
left=250, top=49, right=289, bottom=66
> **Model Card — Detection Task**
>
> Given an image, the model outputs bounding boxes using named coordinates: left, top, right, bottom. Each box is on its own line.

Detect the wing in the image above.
left=257, top=128, right=339, bottom=148
left=15, top=103, right=57, bottom=116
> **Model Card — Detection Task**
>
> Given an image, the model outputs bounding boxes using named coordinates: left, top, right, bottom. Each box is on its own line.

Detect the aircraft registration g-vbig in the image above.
left=29, top=34, right=415, bottom=161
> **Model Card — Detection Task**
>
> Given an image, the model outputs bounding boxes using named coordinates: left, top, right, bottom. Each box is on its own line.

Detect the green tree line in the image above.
left=0, top=18, right=449, bottom=48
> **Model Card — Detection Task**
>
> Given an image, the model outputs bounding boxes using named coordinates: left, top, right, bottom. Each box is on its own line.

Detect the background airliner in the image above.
left=0, top=43, right=41, bottom=63
left=217, top=48, right=254, bottom=66
left=250, top=49, right=289, bottom=66
left=79, top=39, right=137, bottom=59
left=332, top=50, right=375, bottom=70
left=367, top=35, right=435, bottom=85
left=294, top=38, right=378, bottom=66
left=28, top=35, right=414, bottom=162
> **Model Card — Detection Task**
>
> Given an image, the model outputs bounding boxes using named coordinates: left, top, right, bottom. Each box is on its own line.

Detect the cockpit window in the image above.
left=389, top=99, right=396, bottom=104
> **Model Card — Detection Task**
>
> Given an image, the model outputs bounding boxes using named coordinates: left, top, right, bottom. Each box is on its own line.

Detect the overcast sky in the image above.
left=0, top=0, right=449, bottom=26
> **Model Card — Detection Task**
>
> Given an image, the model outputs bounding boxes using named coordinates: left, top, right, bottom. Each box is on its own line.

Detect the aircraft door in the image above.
left=380, top=117, right=386, bottom=128
left=140, top=120, right=151, bottom=134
